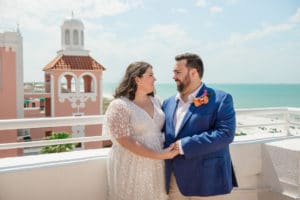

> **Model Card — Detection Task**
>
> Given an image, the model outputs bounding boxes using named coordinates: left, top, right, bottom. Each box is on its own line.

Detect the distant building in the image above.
left=0, top=30, right=24, bottom=157
left=40, top=16, right=106, bottom=149
left=0, top=16, right=106, bottom=158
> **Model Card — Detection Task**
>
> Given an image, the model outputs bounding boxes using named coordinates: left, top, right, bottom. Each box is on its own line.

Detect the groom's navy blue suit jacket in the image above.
left=162, top=84, right=238, bottom=196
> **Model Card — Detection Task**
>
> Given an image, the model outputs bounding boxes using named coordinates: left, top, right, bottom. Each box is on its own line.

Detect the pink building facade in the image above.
left=0, top=31, right=23, bottom=157
left=1, top=17, right=105, bottom=158
left=42, top=56, right=105, bottom=149
left=28, top=17, right=106, bottom=150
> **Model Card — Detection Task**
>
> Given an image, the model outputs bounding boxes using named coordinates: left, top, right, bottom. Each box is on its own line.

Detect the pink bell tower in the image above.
left=42, top=16, right=106, bottom=149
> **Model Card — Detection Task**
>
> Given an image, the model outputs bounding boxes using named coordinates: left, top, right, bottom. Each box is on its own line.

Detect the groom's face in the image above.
left=173, top=59, right=191, bottom=92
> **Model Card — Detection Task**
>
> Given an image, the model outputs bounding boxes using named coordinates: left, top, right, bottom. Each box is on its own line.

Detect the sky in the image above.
left=0, top=0, right=300, bottom=84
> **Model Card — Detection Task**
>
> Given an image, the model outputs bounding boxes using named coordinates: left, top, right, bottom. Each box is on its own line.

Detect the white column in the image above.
left=16, top=32, right=24, bottom=119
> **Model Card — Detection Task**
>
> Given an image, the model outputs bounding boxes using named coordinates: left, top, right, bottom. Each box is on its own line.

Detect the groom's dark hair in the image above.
left=175, top=53, right=204, bottom=79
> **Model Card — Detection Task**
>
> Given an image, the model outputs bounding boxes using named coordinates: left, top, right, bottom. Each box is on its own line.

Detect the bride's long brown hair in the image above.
left=114, top=61, right=154, bottom=100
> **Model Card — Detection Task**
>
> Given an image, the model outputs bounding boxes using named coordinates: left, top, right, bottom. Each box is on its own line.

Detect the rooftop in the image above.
left=43, top=55, right=106, bottom=71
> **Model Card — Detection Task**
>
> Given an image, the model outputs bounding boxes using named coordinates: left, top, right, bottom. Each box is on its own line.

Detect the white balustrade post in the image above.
left=284, top=110, right=291, bottom=136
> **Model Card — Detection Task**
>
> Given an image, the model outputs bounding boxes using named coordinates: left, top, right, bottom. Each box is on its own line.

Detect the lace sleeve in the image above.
left=105, top=99, right=132, bottom=138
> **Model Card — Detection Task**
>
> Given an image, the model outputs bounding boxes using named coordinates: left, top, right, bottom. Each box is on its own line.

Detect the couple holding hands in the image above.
left=105, top=53, right=238, bottom=200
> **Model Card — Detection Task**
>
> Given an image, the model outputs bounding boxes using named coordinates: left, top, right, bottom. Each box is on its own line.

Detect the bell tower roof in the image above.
left=62, top=18, right=84, bottom=29
left=58, top=14, right=89, bottom=56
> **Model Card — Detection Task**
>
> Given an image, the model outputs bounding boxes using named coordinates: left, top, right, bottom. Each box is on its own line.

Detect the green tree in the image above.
left=41, top=132, right=76, bottom=153
left=102, top=97, right=112, bottom=114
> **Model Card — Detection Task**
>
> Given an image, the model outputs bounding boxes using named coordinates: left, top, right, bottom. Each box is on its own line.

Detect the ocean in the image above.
left=102, top=83, right=300, bottom=109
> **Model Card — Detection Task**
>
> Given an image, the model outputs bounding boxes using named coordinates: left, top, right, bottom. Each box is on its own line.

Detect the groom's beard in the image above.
left=176, top=74, right=191, bottom=92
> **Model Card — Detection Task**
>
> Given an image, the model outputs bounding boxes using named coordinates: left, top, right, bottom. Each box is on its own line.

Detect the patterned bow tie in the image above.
left=193, top=90, right=209, bottom=107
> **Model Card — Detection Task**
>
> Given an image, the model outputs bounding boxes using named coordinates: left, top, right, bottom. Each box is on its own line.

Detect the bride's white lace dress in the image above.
left=105, top=96, right=167, bottom=200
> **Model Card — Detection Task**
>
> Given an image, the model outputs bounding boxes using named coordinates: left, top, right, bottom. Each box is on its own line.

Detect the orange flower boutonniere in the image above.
left=193, top=90, right=211, bottom=107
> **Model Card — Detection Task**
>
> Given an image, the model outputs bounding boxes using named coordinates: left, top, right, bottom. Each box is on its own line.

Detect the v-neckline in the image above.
left=130, top=97, right=155, bottom=120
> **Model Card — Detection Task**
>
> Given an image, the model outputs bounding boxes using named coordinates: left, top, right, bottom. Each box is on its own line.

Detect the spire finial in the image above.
left=16, top=23, right=21, bottom=35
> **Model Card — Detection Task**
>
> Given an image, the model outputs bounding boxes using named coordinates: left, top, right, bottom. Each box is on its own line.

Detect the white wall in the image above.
left=1, top=138, right=300, bottom=200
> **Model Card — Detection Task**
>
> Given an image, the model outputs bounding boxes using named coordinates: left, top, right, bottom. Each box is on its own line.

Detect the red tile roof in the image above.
left=43, top=55, right=106, bottom=71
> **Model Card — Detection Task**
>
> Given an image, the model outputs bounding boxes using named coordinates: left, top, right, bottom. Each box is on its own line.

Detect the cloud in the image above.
left=195, top=0, right=207, bottom=8
left=290, top=8, right=300, bottom=23
left=210, top=6, right=223, bottom=14
left=0, top=0, right=142, bottom=29
left=224, top=0, right=239, bottom=5
left=227, top=23, right=294, bottom=45
left=146, top=24, right=187, bottom=41
left=86, top=24, right=193, bottom=83
left=171, top=8, right=188, bottom=14
left=226, top=8, right=300, bottom=45
left=0, top=0, right=143, bottom=82
left=195, top=1, right=223, bottom=15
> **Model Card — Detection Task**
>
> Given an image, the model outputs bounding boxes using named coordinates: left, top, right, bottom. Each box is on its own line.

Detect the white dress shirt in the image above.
left=174, top=83, right=203, bottom=154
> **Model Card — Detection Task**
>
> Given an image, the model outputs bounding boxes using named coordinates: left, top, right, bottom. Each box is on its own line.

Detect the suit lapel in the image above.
left=176, top=84, right=207, bottom=138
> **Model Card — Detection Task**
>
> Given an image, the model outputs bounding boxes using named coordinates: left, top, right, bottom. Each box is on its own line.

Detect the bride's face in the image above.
left=136, top=67, right=156, bottom=94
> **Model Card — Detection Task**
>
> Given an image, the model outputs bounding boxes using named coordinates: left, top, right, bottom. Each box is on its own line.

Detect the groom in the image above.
left=162, top=53, right=238, bottom=199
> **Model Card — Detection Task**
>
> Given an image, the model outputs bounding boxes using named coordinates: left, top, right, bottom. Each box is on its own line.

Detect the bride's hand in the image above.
left=171, top=141, right=180, bottom=151
left=161, top=144, right=179, bottom=159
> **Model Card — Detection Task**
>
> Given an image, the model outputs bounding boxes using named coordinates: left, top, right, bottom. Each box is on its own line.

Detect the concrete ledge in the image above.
left=0, top=148, right=110, bottom=173
left=263, top=138, right=300, bottom=199
left=1, top=139, right=300, bottom=200
left=230, top=142, right=263, bottom=189
left=0, top=149, right=109, bottom=200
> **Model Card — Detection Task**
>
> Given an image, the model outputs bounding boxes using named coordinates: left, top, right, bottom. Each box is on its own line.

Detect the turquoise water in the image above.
left=103, top=83, right=300, bottom=109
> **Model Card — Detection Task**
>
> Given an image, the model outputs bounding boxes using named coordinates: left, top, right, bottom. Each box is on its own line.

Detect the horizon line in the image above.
left=23, top=81, right=300, bottom=85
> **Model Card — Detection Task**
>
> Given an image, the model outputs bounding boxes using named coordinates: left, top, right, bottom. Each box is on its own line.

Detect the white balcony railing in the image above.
left=1, top=107, right=300, bottom=200
left=0, top=115, right=109, bottom=150
left=0, top=107, right=299, bottom=150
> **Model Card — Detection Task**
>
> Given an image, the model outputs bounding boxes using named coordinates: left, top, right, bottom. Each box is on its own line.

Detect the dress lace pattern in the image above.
left=105, top=96, right=167, bottom=200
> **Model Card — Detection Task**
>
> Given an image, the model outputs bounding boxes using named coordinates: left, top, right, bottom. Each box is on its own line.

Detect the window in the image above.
left=32, top=102, right=36, bottom=107
left=60, top=76, right=68, bottom=93
left=73, top=30, right=79, bottom=45
left=18, top=129, right=31, bottom=141
left=79, top=75, right=94, bottom=93
left=65, top=30, right=70, bottom=45
left=45, top=131, right=52, bottom=138
left=60, top=75, right=76, bottom=93
left=40, top=98, right=45, bottom=111
left=81, top=31, right=84, bottom=45
left=24, top=99, right=29, bottom=108
left=75, top=143, right=82, bottom=148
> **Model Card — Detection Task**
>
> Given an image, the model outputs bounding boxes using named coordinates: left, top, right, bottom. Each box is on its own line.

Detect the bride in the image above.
left=105, top=61, right=179, bottom=200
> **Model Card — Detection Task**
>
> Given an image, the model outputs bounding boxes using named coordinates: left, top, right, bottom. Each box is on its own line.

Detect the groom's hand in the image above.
left=169, top=142, right=180, bottom=154
left=170, top=141, right=180, bottom=151
left=162, top=143, right=180, bottom=159
left=173, top=140, right=184, bottom=155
